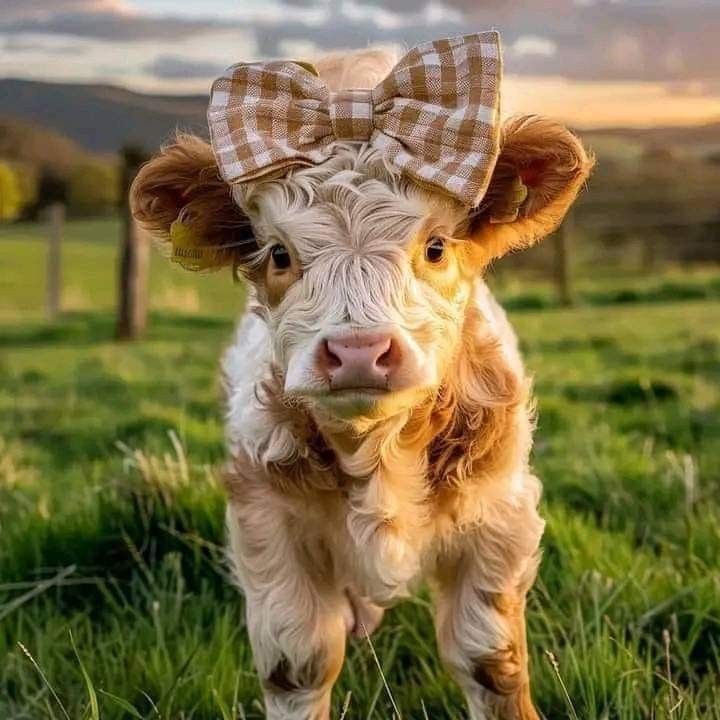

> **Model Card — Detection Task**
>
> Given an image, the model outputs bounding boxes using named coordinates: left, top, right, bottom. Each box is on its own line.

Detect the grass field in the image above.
left=1, top=218, right=719, bottom=719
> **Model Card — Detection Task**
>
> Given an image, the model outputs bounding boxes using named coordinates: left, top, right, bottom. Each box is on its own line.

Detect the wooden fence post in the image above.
left=117, top=147, right=149, bottom=340
left=46, top=202, right=65, bottom=320
left=553, top=211, right=575, bottom=307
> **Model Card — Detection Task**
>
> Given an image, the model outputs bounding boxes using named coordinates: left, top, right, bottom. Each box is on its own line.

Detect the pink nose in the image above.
left=319, top=331, right=401, bottom=390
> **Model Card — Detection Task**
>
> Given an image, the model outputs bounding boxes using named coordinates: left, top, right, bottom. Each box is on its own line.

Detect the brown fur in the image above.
left=130, top=133, right=256, bottom=267
left=472, top=596, right=538, bottom=720
left=473, top=644, right=523, bottom=696
left=426, top=306, right=527, bottom=489
left=472, top=115, right=595, bottom=263
left=266, top=651, right=329, bottom=693
left=254, top=368, right=343, bottom=493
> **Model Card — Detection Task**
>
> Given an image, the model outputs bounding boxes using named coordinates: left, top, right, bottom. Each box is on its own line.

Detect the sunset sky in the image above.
left=2, top=0, right=719, bottom=128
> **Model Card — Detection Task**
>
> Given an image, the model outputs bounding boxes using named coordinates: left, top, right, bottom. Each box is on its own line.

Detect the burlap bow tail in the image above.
left=208, top=32, right=502, bottom=208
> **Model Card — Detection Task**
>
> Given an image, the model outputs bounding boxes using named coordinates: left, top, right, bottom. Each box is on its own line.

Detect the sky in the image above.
left=1, top=0, right=719, bottom=128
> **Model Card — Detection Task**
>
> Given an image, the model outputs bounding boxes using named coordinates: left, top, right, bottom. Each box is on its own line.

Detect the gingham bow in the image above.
left=208, top=32, right=502, bottom=207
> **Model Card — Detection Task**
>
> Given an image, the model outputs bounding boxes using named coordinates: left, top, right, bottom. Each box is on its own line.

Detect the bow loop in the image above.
left=208, top=33, right=502, bottom=207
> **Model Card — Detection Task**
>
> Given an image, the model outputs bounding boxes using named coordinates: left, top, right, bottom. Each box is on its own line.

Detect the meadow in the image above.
left=1, top=218, right=719, bottom=719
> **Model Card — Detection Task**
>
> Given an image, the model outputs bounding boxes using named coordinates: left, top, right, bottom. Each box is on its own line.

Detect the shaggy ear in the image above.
left=130, top=133, right=254, bottom=270
left=470, top=116, right=594, bottom=262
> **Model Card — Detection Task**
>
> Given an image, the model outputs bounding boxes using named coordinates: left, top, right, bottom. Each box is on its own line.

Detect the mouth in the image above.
left=327, top=386, right=390, bottom=396
left=283, top=385, right=391, bottom=407
left=319, top=386, right=391, bottom=406
left=314, top=387, right=398, bottom=421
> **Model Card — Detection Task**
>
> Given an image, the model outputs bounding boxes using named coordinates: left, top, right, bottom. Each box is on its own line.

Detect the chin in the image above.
left=310, top=386, right=434, bottom=424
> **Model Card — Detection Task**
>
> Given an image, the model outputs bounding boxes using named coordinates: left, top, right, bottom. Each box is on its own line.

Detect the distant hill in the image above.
left=0, top=78, right=207, bottom=154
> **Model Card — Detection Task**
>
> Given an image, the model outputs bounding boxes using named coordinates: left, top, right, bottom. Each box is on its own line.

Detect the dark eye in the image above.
left=424, top=236, right=446, bottom=264
left=270, top=243, right=291, bottom=270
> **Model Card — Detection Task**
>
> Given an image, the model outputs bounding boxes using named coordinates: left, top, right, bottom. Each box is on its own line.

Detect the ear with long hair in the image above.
left=130, top=133, right=255, bottom=270
left=470, top=116, right=594, bottom=263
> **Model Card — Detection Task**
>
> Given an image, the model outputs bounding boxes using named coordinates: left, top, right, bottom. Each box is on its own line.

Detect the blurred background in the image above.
left=1, top=0, right=719, bottom=320
left=1, top=2, right=719, bottom=719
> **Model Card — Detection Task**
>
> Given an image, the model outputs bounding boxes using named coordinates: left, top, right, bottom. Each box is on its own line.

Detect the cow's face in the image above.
left=131, top=118, right=592, bottom=428
left=237, top=145, right=477, bottom=425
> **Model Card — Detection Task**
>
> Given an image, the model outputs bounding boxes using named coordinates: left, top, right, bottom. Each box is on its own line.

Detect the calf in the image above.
left=132, top=35, right=592, bottom=720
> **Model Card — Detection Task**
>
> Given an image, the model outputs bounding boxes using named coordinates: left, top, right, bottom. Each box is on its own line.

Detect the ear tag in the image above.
left=489, top=175, right=529, bottom=224
left=169, top=219, right=222, bottom=271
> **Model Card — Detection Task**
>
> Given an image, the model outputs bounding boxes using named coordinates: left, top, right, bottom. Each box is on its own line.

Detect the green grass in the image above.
left=1, top=218, right=719, bottom=719
left=0, top=218, right=242, bottom=321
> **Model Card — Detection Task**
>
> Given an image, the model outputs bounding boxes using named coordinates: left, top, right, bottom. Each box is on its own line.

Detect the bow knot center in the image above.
left=329, top=89, right=374, bottom=141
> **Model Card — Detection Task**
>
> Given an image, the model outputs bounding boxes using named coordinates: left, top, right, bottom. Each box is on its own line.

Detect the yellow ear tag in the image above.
left=489, top=176, right=529, bottom=224
left=169, top=220, right=223, bottom=272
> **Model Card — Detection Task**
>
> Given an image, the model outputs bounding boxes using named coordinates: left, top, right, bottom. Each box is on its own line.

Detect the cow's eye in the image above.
left=424, top=236, right=446, bottom=264
left=270, top=243, right=291, bottom=270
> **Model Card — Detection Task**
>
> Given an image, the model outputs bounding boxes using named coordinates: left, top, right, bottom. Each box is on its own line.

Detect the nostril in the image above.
left=375, top=340, right=394, bottom=369
left=322, top=339, right=342, bottom=370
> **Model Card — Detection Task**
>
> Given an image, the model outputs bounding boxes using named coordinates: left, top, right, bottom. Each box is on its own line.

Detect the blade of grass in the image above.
left=17, top=642, right=71, bottom=720
left=338, top=691, right=352, bottom=720
left=361, top=621, right=402, bottom=720
left=69, top=630, right=99, bottom=720
left=545, top=650, right=579, bottom=720
left=98, top=690, right=143, bottom=719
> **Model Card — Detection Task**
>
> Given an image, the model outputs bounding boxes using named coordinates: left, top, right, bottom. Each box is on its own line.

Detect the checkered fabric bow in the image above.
left=208, top=32, right=502, bottom=207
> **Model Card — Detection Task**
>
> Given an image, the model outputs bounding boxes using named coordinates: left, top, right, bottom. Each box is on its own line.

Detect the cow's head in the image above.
left=132, top=117, right=591, bottom=433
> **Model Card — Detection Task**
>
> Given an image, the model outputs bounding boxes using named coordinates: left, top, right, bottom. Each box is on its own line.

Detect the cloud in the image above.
left=664, top=79, right=720, bottom=99
left=2, top=0, right=130, bottom=21
left=0, top=12, right=227, bottom=41
left=286, top=0, right=720, bottom=82
left=0, top=2, right=466, bottom=48
left=2, top=36, right=82, bottom=54
left=439, top=0, right=720, bottom=82
left=249, top=2, right=470, bottom=57
left=509, top=35, right=557, bottom=58
left=1, top=0, right=719, bottom=87
left=144, top=55, right=226, bottom=80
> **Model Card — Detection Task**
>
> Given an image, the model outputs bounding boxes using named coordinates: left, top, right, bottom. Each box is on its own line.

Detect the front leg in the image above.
left=433, top=489, right=544, bottom=719
left=436, top=583, right=538, bottom=720
left=226, top=484, right=347, bottom=720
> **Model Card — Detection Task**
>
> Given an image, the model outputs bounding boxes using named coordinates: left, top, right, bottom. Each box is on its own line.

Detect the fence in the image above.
left=116, top=148, right=150, bottom=340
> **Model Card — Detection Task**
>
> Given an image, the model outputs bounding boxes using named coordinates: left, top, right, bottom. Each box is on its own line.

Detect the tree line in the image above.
left=0, top=117, right=120, bottom=221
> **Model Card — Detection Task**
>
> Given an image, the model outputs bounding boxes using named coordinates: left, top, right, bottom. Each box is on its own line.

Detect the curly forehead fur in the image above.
left=237, top=144, right=465, bottom=256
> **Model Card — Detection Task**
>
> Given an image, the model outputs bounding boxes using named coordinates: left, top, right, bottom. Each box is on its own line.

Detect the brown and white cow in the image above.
left=131, top=47, right=592, bottom=720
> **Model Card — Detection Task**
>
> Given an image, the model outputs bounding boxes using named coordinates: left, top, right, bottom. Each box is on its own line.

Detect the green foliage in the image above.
left=68, top=161, right=120, bottom=215
left=0, top=117, right=118, bottom=217
left=0, top=219, right=719, bottom=718
left=0, top=161, right=22, bottom=221
left=7, top=162, right=37, bottom=214
left=0, top=116, right=89, bottom=177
